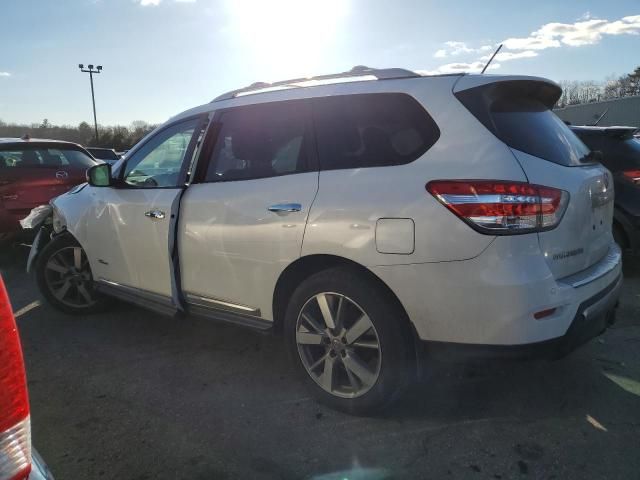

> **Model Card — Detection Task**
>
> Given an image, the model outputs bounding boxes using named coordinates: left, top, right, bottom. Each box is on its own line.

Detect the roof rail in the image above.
left=211, top=65, right=421, bottom=102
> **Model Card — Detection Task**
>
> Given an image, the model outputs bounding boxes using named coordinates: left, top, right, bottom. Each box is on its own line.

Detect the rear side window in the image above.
left=312, top=93, right=440, bottom=170
left=205, top=100, right=310, bottom=182
left=456, top=82, right=591, bottom=166
left=0, top=147, right=96, bottom=169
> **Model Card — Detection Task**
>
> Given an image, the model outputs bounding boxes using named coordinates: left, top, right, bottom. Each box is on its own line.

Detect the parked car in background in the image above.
left=0, top=139, right=96, bottom=246
left=0, top=276, right=55, bottom=479
left=85, top=147, right=120, bottom=165
left=30, top=68, right=621, bottom=414
left=570, top=126, right=640, bottom=252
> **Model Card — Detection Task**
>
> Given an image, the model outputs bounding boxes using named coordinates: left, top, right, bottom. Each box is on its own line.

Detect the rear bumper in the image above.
left=30, top=448, right=55, bottom=480
left=372, top=236, right=623, bottom=347
left=0, top=208, right=21, bottom=234
left=424, top=273, right=622, bottom=361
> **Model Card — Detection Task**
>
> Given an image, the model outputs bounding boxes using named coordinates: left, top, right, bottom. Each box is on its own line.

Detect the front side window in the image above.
left=205, top=100, right=309, bottom=182
left=123, top=119, right=198, bottom=188
left=312, top=93, right=440, bottom=171
left=0, top=147, right=96, bottom=169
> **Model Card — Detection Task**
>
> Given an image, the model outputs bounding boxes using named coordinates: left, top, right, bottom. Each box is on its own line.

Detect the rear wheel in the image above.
left=35, top=234, right=108, bottom=315
left=285, top=267, right=412, bottom=415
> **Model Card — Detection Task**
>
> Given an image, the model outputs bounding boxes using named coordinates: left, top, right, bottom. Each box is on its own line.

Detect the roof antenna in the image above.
left=481, top=44, right=503, bottom=74
left=593, top=108, right=609, bottom=126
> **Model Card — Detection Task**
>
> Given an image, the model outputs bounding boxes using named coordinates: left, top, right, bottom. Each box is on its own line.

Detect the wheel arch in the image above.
left=272, top=254, right=416, bottom=337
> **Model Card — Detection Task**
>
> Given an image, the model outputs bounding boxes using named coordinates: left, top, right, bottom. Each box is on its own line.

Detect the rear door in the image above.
left=455, top=78, right=614, bottom=278
left=179, top=99, right=318, bottom=320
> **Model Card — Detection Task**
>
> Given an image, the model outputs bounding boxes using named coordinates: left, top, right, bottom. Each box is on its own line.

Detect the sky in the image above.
left=0, top=0, right=639, bottom=126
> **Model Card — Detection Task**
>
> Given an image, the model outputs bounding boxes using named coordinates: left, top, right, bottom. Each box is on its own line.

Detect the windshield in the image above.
left=0, top=146, right=96, bottom=169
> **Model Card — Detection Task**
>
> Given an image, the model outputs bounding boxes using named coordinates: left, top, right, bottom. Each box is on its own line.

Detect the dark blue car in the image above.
left=571, top=126, right=640, bottom=252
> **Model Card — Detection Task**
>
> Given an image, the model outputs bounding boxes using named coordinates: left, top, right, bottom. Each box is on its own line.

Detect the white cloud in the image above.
left=424, top=13, right=640, bottom=75
left=578, top=11, right=593, bottom=21
left=0, top=72, right=11, bottom=77
left=137, top=0, right=195, bottom=5
left=504, top=14, right=640, bottom=50
left=502, top=35, right=561, bottom=50
left=479, top=50, right=539, bottom=62
left=435, top=41, right=495, bottom=58
left=418, top=61, right=500, bottom=75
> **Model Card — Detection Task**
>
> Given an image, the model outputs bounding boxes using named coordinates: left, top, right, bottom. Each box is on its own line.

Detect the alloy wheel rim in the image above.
left=295, top=292, right=382, bottom=398
left=44, top=246, right=96, bottom=308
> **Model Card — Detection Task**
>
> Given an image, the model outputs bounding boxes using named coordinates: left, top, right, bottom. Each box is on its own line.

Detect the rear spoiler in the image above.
left=602, top=127, right=638, bottom=139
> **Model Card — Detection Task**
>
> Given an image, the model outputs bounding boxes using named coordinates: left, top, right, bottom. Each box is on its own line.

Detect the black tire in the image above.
left=284, top=266, right=413, bottom=415
left=35, top=233, right=108, bottom=315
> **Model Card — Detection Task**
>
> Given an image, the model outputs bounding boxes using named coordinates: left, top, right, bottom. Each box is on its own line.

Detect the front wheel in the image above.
left=285, top=267, right=413, bottom=415
left=35, top=233, right=108, bottom=315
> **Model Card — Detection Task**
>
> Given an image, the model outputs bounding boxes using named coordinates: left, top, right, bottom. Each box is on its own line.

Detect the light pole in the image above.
left=78, top=64, right=102, bottom=144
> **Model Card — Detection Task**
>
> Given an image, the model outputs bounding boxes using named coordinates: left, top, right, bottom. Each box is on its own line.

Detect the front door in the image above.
left=179, top=99, right=319, bottom=320
left=85, top=116, right=205, bottom=298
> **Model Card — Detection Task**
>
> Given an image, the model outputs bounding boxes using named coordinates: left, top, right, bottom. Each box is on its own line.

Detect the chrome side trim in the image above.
left=184, top=293, right=261, bottom=317
left=559, top=243, right=622, bottom=288
left=95, top=279, right=176, bottom=316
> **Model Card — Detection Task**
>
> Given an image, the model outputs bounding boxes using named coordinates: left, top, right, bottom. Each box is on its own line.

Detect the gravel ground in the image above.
left=1, top=247, right=639, bottom=480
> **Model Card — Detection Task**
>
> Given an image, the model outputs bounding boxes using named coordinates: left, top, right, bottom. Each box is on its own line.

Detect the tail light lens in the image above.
left=426, top=180, right=569, bottom=235
left=0, top=277, right=31, bottom=480
left=622, top=169, right=640, bottom=184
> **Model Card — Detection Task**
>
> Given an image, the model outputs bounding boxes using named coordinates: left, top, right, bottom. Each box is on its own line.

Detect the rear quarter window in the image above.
left=312, top=93, right=440, bottom=170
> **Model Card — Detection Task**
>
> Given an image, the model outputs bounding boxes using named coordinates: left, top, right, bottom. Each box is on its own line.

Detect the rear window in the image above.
left=456, top=82, right=591, bottom=166
left=576, top=133, right=640, bottom=172
left=312, top=93, right=440, bottom=170
left=88, top=148, right=119, bottom=160
left=0, top=146, right=96, bottom=169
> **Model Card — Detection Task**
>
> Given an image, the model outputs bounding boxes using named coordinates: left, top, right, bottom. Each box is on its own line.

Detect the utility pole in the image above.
left=78, top=64, right=102, bottom=144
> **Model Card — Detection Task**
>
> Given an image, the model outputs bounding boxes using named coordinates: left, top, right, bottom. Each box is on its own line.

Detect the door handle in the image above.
left=144, top=210, right=166, bottom=219
left=267, top=203, right=302, bottom=213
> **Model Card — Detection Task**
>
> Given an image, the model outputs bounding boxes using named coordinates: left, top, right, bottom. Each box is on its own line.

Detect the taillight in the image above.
left=622, top=169, right=640, bottom=184
left=426, top=180, right=569, bottom=235
left=0, top=277, right=31, bottom=480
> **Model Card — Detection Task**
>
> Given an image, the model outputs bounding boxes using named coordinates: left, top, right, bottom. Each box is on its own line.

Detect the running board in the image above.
left=185, top=293, right=272, bottom=331
left=95, top=280, right=272, bottom=332
left=95, top=279, right=177, bottom=317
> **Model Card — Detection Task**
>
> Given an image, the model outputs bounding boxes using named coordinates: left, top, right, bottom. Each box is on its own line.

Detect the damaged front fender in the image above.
left=21, top=204, right=55, bottom=274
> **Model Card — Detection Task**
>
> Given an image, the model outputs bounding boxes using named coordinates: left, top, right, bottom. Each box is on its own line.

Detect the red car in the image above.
left=0, top=138, right=96, bottom=244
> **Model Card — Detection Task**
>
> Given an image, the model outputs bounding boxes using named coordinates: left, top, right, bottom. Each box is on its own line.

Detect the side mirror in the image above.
left=86, top=163, right=112, bottom=187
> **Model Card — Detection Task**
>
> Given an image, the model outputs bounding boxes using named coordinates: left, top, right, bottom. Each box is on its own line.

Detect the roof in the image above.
left=210, top=65, right=464, bottom=102
left=168, top=69, right=558, bottom=128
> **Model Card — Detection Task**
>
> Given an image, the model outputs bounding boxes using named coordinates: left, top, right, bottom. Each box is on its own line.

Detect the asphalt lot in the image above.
left=1, top=247, right=639, bottom=480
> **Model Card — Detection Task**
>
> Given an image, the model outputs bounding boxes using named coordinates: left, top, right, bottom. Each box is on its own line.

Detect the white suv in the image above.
left=30, top=67, right=622, bottom=414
